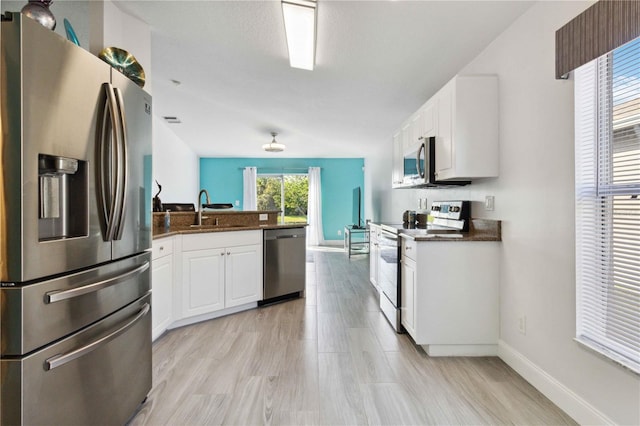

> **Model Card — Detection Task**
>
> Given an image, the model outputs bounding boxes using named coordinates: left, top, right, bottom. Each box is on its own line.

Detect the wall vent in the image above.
left=163, top=116, right=181, bottom=124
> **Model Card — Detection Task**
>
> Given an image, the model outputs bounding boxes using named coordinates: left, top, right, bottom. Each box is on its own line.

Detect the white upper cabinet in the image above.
left=435, top=75, right=499, bottom=181
left=401, top=121, right=412, bottom=155
left=408, top=110, right=424, bottom=154
left=391, top=74, right=499, bottom=186
left=421, top=98, right=437, bottom=139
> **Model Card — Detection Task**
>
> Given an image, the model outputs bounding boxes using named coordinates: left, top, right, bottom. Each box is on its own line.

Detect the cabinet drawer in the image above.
left=182, top=230, right=261, bottom=251
left=402, top=237, right=417, bottom=261
left=152, top=237, right=174, bottom=260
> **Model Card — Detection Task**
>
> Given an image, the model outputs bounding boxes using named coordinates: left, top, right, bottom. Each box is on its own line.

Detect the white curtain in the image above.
left=242, top=167, right=257, bottom=210
left=307, top=167, right=324, bottom=246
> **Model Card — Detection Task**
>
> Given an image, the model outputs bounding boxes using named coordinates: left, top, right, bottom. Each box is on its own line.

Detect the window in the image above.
left=257, top=174, right=308, bottom=224
left=575, top=37, right=640, bottom=373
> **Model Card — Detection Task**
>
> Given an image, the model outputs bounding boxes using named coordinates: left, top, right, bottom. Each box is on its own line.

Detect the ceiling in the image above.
left=114, top=1, right=534, bottom=158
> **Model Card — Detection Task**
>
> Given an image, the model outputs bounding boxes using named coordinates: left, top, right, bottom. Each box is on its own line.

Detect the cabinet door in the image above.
left=409, top=110, right=424, bottom=153
left=401, top=122, right=412, bottom=155
left=422, top=98, right=437, bottom=138
left=435, top=82, right=453, bottom=179
left=151, top=254, right=173, bottom=341
left=392, top=131, right=403, bottom=186
left=182, top=248, right=225, bottom=317
left=225, top=244, right=262, bottom=308
left=401, top=256, right=417, bottom=337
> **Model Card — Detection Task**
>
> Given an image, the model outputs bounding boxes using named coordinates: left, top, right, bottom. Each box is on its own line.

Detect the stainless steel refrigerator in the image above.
left=0, top=12, right=153, bottom=425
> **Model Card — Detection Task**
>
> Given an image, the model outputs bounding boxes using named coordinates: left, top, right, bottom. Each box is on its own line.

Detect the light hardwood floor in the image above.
left=130, top=247, right=576, bottom=425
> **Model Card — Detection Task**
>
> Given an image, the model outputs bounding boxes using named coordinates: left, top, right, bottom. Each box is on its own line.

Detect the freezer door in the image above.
left=110, top=70, right=153, bottom=260
left=1, top=294, right=152, bottom=426
left=0, top=252, right=150, bottom=356
left=1, top=15, right=113, bottom=282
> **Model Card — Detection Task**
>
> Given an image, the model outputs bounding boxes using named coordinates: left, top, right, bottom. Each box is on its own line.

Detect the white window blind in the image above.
left=575, top=36, right=640, bottom=374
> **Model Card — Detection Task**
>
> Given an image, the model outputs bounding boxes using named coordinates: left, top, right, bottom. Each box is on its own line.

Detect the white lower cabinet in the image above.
left=400, top=236, right=499, bottom=356
left=176, top=230, right=263, bottom=326
left=400, top=255, right=416, bottom=337
left=224, top=244, right=262, bottom=308
left=152, top=237, right=174, bottom=341
left=181, top=248, right=225, bottom=317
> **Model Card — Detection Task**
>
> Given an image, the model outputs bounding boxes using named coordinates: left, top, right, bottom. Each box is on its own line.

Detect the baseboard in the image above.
left=498, top=340, right=614, bottom=425
left=424, top=344, right=498, bottom=357
left=168, top=302, right=257, bottom=330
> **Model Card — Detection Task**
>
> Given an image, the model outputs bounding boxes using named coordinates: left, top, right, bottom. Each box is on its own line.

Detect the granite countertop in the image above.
left=153, top=223, right=307, bottom=240
left=375, top=219, right=501, bottom=242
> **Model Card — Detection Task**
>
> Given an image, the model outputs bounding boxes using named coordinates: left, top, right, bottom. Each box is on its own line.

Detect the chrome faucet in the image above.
left=197, top=189, right=211, bottom=225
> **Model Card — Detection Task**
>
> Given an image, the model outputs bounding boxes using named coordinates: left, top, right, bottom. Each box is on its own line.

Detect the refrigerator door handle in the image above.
left=113, top=87, right=129, bottom=240
left=99, top=83, right=120, bottom=241
left=44, top=303, right=150, bottom=371
left=44, top=261, right=150, bottom=304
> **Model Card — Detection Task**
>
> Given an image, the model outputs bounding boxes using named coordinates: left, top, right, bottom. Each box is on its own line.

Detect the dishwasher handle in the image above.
left=274, top=234, right=300, bottom=239
left=264, top=229, right=306, bottom=241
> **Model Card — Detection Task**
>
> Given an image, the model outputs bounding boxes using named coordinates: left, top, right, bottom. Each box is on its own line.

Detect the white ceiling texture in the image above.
left=114, top=0, right=534, bottom=158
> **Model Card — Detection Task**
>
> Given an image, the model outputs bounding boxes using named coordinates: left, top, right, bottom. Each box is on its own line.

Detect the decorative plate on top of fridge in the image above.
left=63, top=18, right=79, bottom=46
left=98, top=47, right=146, bottom=88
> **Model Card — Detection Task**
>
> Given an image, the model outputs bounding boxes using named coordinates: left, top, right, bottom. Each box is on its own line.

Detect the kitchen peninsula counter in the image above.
left=152, top=210, right=306, bottom=240
left=153, top=223, right=307, bottom=240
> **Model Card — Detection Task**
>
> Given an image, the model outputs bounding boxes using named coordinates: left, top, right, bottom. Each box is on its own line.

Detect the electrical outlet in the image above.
left=485, top=195, right=495, bottom=211
left=259, top=213, right=268, bottom=221
left=337, top=230, right=342, bottom=236
left=235, top=200, right=240, bottom=206
left=518, top=315, right=527, bottom=335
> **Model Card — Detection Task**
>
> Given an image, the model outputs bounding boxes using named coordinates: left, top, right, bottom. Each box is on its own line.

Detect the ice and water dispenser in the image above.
left=38, top=154, right=88, bottom=241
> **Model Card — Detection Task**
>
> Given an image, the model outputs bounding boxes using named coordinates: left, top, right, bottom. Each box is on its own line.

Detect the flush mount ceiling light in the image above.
left=281, top=0, right=317, bottom=70
left=263, top=132, right=286, bottom=152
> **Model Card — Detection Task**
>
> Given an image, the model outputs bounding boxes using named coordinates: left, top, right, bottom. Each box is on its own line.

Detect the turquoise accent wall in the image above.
left=200, top=158, right=365, bottom=241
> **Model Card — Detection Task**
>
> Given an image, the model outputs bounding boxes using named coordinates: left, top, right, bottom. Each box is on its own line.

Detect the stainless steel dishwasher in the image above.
left=260, top=227, right=306, bottom=305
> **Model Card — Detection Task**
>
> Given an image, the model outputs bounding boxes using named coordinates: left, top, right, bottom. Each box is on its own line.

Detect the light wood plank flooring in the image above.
left=130, top=247, right=576, bottom=425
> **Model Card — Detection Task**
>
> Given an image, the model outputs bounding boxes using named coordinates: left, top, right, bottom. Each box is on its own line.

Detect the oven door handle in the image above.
left=380, top=230, right=398, bottom=242
left=44, top=262, right=149, bottom=304
left=44, top=303, right=150, bottom=371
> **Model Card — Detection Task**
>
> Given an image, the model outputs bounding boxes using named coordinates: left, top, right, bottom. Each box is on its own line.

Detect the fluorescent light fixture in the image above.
left=282, top=0, right=317, bottom=70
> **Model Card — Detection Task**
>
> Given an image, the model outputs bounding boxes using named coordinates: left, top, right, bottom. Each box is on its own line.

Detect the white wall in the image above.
left=153, top=117, right=199, bottom=206
left=364, top=151, right=391, bottom=224
left=380, top=1, right=640, bottom=424
left=89, top=1, right=152, bottom=94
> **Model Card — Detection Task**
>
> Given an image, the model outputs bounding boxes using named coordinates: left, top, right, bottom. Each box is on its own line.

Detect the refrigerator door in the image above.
left=0, top=252, right=151, bottom=356
left=1, top=15, right=112, bottom=283
left=1, top=293, right=152, bottom=426
left=110, top=70, right=153, bottom=260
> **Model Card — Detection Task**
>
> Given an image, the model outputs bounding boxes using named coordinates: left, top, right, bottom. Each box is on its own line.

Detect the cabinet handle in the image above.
left=221, top=252, right=225, bottom=256
left=405, top=246, right=412, bottom=251
left=45, top=262, right=149, bottom=304
left=227, top=251, right=231, bottom=256
left=159, top=246, right=164, bottom=251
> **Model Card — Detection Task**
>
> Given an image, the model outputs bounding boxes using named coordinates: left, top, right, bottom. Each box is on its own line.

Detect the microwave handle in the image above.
left=417, top=142, right=426, bottom=179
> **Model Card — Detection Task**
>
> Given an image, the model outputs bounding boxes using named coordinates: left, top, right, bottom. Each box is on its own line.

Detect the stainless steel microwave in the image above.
left=401, top=137, right=470, bottom=188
